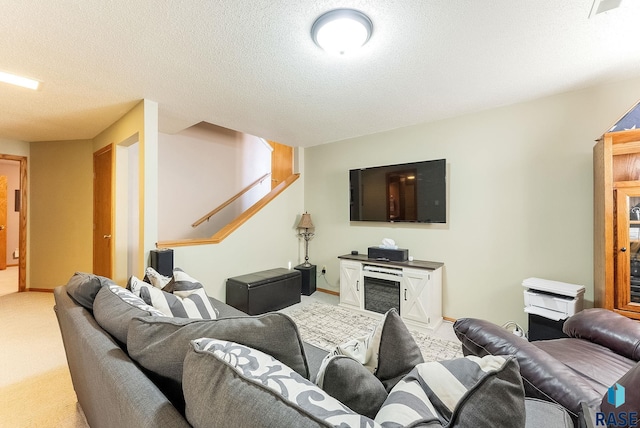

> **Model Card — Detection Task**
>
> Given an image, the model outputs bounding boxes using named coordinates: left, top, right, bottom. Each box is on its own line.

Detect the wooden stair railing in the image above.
left=192, top=172, right=271, bottom=228
left=157, top=173, right=300, bottom=248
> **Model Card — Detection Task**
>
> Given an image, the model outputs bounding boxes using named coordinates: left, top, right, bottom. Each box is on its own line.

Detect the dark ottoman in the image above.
left=226, top=268, right=301, bottom=315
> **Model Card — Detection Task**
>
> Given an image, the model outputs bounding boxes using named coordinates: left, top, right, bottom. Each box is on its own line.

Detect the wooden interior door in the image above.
left=0, top=175, right=6, bottom=270
left=269, top=141, right=293, bottom=189
left=93, top=145, right=113, bottom=278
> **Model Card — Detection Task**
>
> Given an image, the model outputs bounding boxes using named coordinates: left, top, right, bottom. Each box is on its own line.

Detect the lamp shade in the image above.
left=297, top=213, right=314, bottom=229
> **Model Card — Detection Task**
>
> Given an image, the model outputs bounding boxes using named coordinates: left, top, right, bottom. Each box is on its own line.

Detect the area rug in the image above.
left=285, top=302, right=463, bottom=362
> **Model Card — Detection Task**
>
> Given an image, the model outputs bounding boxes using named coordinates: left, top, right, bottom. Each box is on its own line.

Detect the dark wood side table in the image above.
left=294, top=264, right=316, bottom=296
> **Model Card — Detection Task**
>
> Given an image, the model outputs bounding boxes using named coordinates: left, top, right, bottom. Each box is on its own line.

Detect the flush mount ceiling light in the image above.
left=0, top=70, right=40, bottom=90
left=311, top=9, right=372, bottom=55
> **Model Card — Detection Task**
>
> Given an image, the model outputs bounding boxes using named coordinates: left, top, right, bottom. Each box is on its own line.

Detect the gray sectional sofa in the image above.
left=54, top=282, right=328, bottom=427
left=54, top=273, right=574, bottom=428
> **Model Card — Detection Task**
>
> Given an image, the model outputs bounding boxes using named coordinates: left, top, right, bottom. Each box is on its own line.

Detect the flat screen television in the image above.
left=350, top=159, right=446, bottom=223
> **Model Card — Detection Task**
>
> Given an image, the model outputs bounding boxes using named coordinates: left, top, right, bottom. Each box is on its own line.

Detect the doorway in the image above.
left=0, top=155, right=27, bottom=294
left=93, top=136, right=142, bottom=285
left=93, top=145, right=113, bottom=278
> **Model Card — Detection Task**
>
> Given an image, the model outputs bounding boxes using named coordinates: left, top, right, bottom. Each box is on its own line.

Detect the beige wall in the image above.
left=27, top=100, right=157, bottom=289
left=30, top=140, right=93, bottom=289
left=303, top=76, right=640, bottom=326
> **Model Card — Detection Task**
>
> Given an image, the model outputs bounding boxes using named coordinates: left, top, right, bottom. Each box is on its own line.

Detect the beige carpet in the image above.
left=0, top=291, right=88, bottom=427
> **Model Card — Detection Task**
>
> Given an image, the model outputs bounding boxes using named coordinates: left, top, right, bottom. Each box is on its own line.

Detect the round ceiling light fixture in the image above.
left=311, top=9, right=373, bottom=55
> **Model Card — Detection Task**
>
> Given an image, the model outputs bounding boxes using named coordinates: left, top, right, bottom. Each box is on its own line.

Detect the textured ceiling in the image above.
left=1, top=1, right=640, bottom=147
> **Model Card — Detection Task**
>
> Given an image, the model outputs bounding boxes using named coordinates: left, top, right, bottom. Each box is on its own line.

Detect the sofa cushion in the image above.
left=524, top=398, right=573, bottom=428
left=375, top=355, right=525, bottom=428
left=128, top=275, right=217, bottom=319
left=93, top=284, right=166, bottom=346
left=182, top=338, right=379, bottom=428
left=533, top=337, right=634, bottom=394
left=65, top=272, right=114, bottom=310
left=315, top=355, right=387, bottom=419
left=563, top=308, right=640, bottom=361
left=127, top=313, right=310, bottom=413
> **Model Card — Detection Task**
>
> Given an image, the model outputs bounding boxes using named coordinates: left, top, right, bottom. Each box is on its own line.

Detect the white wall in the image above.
left=303, top=76, right=640, bottom=326
left=158, top=124, right=271, bottom=241
left=169, top=177, right=305, bottom=301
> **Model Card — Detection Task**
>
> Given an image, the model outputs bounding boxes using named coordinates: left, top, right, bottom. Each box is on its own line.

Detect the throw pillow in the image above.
left=315, top=355, right=388, bottom=419
left=183, top=338, right=380, bottom=428
left=126, top=313, right=310, bottom=413
left=128, top=275, right=217, bottom=319
left=318, top=308, right=424, bottom=391
left=93, top=284, right=165, bottom=346
left=375, top=355, right=525, bottom=428
left=65, top=271, right=114, bottom=310
left=144, top=266, right=172, bottom=290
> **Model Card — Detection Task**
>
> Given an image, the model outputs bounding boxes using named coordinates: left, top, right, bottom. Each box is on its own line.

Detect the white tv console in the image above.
left=338, top=254, right=444, bottom=331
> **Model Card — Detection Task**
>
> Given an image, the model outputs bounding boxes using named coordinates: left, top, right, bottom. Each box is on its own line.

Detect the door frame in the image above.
left=0, top=154, right=27, bottom=292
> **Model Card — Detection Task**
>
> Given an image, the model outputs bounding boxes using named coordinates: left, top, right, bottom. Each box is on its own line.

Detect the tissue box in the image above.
left=368, top=247, right=409, bottom=262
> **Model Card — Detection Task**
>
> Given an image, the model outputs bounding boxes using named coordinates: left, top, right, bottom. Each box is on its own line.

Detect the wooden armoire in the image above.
left=594, top=101, right=640, bottom=320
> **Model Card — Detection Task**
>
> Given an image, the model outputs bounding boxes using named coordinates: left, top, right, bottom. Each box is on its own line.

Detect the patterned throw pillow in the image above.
left=129, top=275, right=217, bottom=319
left=183, top=338, right=381, bottom=428
left=375, top=355, right=525, bottom=428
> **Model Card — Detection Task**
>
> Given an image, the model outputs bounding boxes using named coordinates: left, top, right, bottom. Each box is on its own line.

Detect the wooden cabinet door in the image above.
left=339, top=260, right=362, bottom=309
left=402, top=268, right=431, bottom=325
left=615, top=186, right=640, bottom=314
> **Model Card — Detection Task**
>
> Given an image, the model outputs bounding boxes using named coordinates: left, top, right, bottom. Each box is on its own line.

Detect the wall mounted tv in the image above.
left=349, top=159, right=446, bottom=223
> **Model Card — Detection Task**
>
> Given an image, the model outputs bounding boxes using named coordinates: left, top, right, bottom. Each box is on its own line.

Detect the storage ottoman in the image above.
left=226, top=268, right=301, bottom=315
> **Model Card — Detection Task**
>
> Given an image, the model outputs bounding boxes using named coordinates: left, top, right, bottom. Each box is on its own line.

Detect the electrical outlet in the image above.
left=321, top=265, right=327, bottom=275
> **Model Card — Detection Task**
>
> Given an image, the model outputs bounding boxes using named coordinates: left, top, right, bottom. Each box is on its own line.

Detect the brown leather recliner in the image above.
left=453, top=309, right=640, bottom=422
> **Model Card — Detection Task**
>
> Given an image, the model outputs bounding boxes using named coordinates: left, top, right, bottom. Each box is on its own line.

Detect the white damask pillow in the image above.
left=144, top=266, right=172, bottom=290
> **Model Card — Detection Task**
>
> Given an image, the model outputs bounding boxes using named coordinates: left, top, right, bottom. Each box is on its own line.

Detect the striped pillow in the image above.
left=375, top=355, right=525, bottom=428
left=129, top=276, right=217, bottom=319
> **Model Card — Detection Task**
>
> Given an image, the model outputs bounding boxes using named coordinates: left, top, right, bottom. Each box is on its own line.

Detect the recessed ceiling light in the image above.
left=311, top=9, right=373, bottom=55
left=0, top=70, right=40, bottom=90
